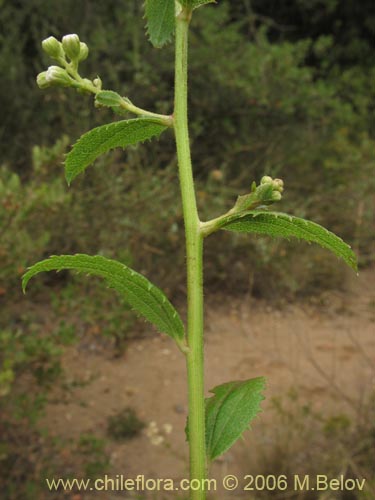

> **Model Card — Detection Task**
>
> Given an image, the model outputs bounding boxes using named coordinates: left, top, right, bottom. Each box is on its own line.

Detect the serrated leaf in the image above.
left=22, top=254, right=185, bottom=344
left=64, top=118, right=167, bottom=184
left=222, top=211, right=357, bottom=271
left=205, top=377, right=266, bottom=461
left=145, top=0, right=175, bottom=48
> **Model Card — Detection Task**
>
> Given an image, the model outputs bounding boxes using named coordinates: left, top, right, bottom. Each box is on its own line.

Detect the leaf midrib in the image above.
left=24, top=256, right=183, bottom=340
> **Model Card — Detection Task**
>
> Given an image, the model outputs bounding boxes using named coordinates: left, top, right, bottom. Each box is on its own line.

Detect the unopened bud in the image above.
left=78, top=42, right=89, bottom=62
left=46, top=66, right=73, bottom=87
left=36, top=71, right=50, bottom=89
left=42, top=36, right=64, bottom=59
left=273, top=178, right=284, bottom=192
left=62, top=34, right=81, bottom=61
left=93, top=77, right=102, bottom=90
left=261, top=175, right=273, bottom=185
left=271, top=191, right=282, bottom=201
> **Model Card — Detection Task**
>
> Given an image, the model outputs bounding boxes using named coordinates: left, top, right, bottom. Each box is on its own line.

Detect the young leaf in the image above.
left=205, top=377, right=266, bottom=461
left=222, top=211, right=357, bottom=271
left=22, top=254, right=185, bottom=344
left=95, top=90, right=123, bottom=108
left=65, top=118, right=167, bottom=184
left=145, top=0, right=175, bottom=48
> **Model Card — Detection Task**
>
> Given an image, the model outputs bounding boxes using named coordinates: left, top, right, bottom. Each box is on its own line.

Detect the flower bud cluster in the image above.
left=232, top=174, right=285, bottom=213
left=260, top=175, right=284, bottom=201
left=37, top=34, right=90, bottom=90
left=42, top=34, right=88, bottom=63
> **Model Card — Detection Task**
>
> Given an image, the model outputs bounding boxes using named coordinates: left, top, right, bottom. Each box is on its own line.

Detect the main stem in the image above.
left=174, top=9, right=207, bottom=499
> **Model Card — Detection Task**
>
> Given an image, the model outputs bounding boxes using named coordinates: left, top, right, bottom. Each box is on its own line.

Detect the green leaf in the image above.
left=205, top=377, right=266, bottom=461
left=222, top=211, right=357, bottom=271
left=178, top=0, right=216, bottom=9
left=22, top=254, right=185, bottom=345
left=64, top=118, right=167, bottom=184
left=145, top=0, right=175, bottom=48
left=95, top=90, right=123, bottom=108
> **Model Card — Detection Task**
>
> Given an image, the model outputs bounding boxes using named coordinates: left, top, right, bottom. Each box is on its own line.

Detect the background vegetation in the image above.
left=1, top=0, right=374, bottom=498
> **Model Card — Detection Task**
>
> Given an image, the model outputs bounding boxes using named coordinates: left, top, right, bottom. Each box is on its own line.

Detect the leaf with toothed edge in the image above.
left=64, top=118, right=167, bottom=184
left=22, top=254, right=185, bottom=344
left=221, top=211, right=357, bottom=271
left=205, top=377, right=266, bottom=461
left=145, top=0, right=175, bottom=48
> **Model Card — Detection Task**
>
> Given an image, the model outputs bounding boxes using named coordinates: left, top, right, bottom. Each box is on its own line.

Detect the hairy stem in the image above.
left=62, top=60, right=172, bottom=126
left=174, top=8, right=207, bottom=499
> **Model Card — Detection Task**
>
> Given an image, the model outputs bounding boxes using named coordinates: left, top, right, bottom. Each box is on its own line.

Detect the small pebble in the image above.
left=174, top=404, right=185, bottom=414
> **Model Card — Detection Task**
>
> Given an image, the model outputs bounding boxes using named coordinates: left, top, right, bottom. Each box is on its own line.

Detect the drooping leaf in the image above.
left=222, top=211, right=357, bottom=271
left=64, top=118, right=167, bottom=184
left=205, top=377, right=266, bottom=461
left=22, top=254, right=185, bottom=345
left=145, top=0, right=175, bottom=48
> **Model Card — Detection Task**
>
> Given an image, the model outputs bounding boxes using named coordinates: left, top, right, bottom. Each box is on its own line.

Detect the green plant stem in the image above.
left=174, top=9, right=207, bottom=499
left=117, top=99, right=173, bottom=126
left=200, top=209, right=238, bottom=237
left=62, top=61, right=172, bottom=126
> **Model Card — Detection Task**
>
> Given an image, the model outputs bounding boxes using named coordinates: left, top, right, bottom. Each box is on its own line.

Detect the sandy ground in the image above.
left=41, top=268, right=375, bottom=499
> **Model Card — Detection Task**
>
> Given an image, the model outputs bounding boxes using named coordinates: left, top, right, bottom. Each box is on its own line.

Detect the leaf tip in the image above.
left=64, top=167, right=74, bottom=186
left=21, top=273, right=30, bottom=294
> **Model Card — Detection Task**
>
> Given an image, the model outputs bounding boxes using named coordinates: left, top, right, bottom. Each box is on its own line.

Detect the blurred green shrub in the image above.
left=78, top=433, right=110, bottom=478
left=0, top=323, right=64, bottom=499
left=107, top=407, right=145, bottom=441
left=0, top=0, right=169, bottom=168
left=251, top=389, right=375, bottom=499
left=0, top=323, right=65, bottom=424
left=0, top=136, right=71, bottom=293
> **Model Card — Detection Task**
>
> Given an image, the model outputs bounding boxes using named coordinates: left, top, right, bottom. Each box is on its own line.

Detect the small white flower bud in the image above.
left=42, top=36, right=64, bottom=59
left=78, top=42, right=89, bottom=62
left=36, top=71, right=50, bottom=89
left=93, top=77, right=102, bottom=90
left=62, top=34, right=81, bottom=61
left=271, top=191, right=282, bottom=201
left=46, top=66, right=73, bottom=87
left=272, top=178, right=284, bottom=192
left=261, top=175, right=273, bottom=185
